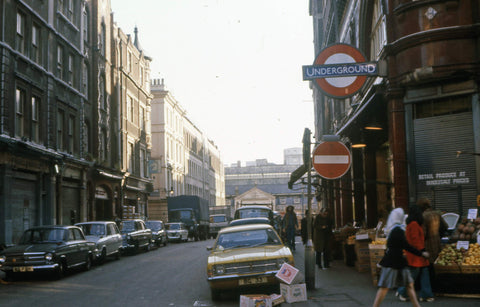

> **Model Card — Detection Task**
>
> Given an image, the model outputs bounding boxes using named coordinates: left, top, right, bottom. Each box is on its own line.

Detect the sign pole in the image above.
left=305, top=153, right=315, bottom=290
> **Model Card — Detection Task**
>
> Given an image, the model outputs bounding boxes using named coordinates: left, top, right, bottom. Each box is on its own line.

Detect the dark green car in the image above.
left=0, top=225, right=95, bottom=280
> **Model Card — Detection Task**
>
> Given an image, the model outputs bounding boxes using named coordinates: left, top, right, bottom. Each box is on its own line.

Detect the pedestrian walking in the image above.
left=417, top=197, right=449, bottom=291
left=372, top=208, right=429, bottom=307
left=282, top=205, right=298, bottom=251
left=396, top=205, right=434, bottom=302
left=313, top=207, right=333, bottom=269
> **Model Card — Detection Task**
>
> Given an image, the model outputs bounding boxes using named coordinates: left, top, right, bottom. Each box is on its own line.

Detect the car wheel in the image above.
left=54, top=260, right=65, bottom=280
left=114, top=250, right=121, bottom=260
left=4, top=271, right=16, bottom=282
left=210, top=288, right=221, bottom=301
left=100, top=248, right=107, bottom=264
left=145, top=242, right=151, bottom=252
left=163, top=239, right=168, bottom=247
left=84, top=255, right=92, bottom=271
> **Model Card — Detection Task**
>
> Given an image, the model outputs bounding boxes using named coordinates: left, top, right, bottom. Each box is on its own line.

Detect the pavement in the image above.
left=282, top=239, right=480, bottom=306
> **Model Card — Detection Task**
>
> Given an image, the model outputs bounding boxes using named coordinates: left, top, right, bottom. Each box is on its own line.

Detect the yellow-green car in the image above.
left=206, top=223, right=294, bottom=300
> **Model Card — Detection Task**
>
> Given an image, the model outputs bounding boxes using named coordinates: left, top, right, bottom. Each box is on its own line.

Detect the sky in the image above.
left=111, top=0, right=315, bottom=166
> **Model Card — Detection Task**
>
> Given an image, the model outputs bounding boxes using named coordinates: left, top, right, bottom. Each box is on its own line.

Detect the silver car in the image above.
left=165, top=222, right=189, bottom=242
left=76, top=221, right=122, bottom=263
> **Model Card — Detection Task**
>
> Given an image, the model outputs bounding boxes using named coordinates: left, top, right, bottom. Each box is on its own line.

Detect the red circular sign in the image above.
left=312, top=141, right=352, bottom=179
left=314, top=44, right=367, bottom=98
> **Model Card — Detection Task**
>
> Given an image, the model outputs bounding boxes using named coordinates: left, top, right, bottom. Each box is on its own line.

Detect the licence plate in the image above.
left=238, top=276, right=268, bottom=286
left=13, top=266, right=34, bottom=272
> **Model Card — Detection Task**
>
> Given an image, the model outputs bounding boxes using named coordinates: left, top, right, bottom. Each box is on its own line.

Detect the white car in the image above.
left=165, top=222, right=189, bottom=242
left=76, top=221, right=122, bottom=262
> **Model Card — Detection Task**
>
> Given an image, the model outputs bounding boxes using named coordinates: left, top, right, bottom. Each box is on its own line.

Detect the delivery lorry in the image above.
left=167, top=195, right=209, bottom=241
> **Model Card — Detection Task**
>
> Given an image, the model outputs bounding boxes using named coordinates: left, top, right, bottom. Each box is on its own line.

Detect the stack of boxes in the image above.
left=275, top=263, right=307, bottom=304
left=354, top=232, right=371, bottom=273
left=122, top=205, right=135, bottom=219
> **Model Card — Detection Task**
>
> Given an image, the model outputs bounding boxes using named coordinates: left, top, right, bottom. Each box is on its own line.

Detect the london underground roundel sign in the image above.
left=302, top=44, right=377, bottom=98
left=312, top=141, right=352, bottom=180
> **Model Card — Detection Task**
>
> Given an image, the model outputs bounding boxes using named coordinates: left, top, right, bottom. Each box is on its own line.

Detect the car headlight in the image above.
left=45, top=253, right=53, bottom=261
left=214, top=264, right=225, bottom=275
left=0, top=255, right=5, bottom=263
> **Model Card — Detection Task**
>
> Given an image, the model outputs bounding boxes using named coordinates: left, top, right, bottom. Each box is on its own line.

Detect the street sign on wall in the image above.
left=303, top=44, right=377, bottom=98
left=312, top=141, right=352, bottom=180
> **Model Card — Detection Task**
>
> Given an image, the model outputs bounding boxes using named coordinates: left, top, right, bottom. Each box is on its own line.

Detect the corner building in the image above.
left=309, top=0, right=480, bottom=228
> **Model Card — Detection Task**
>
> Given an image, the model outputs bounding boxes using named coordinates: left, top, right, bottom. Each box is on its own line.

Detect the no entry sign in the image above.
left=312, top=141, right=352, bottom=180
left=303, top=44, right=377, bottom=98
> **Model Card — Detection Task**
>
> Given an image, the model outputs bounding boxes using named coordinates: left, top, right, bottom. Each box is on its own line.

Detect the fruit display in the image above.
left=463, top=243, right=480, bottom=265
left=370, top=238, right=386, bottom=245
left=435, top=244, right=466, bottom=266
left=450, top=217, right=480, bottom=242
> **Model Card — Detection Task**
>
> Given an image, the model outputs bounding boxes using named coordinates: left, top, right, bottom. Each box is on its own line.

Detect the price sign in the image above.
left=456, top=241, right=470, bottom=250
left=467, top=208, right=478, bottom=220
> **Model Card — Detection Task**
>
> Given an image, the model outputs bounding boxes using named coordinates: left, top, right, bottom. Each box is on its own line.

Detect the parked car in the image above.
left=233, top=205, right=274, bottom=225
left=165, top=222, right=189, bottom=242
left=209, top=214, right=229, bottom=239
left=119, top=219, right=153, bottom=253
left=206, top=223, right=294, bottom=300
left=145, top=220, right=168, bottom=247
left=229, top=217, right=271, bottom=227
left=0, top=225, right=95, bottom=280
left=75, top=221, right=122, bottom=262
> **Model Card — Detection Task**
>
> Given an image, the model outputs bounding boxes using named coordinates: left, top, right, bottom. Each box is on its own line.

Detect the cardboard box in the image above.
left=280, top=283, right=307, bottom=303
left=275, top=263, right=304, bottom=285
left=270, top=294, right=284, bottom=306
left=239, top=294, right=272, bottom=307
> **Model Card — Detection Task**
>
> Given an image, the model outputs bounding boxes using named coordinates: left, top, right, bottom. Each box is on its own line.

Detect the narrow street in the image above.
left=1, top=237, right=479, bottom=307
left=0, top=240, right=216, bottom=307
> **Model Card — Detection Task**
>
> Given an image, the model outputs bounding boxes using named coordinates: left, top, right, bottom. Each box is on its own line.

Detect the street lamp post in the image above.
left=304, top=155, right=315, bottom=290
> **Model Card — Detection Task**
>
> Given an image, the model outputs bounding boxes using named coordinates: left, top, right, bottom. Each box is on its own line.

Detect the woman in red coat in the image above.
left=396, top=205, right=434, bottom=302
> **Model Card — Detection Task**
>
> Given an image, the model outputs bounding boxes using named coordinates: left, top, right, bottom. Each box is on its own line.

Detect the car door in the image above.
left=73, top=228, right=89, bottom=265
left=65, top=228, right=80, bottom=266
left=110, top=223, right=122, bottom=252
left=106, top=223, right=121, bottom=254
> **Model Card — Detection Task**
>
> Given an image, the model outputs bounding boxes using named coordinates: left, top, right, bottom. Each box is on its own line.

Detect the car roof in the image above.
left=219, top=223, right=274, bottom=234
left=146, top=220, right=163, bottom=223
left=229, top=217, right=270, bottom=226
left=76, top=221, right=114, bottom=225
left=237, top=205, right=271, bottom=210
left=166, top=222, right=184, bottom=225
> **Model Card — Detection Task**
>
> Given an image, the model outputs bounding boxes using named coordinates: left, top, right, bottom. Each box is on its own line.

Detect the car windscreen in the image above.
left=146, top=221, right=163, bottom=231
left=211, top=216, right=226, bottom=223
left=78, top=224, right=105, bottom=236
left=215, top=228, right=281, bottom=250
left=120, top=221, right=135, bottom=232
left=237, top=208, right=271, bottom=219
left=166, top=224, right=180, bottom=230
left=19, top=228, right=66, bottom=244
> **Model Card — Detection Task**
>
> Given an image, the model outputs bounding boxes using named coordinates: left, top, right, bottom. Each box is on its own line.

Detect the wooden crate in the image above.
left=460, top=264, right=480, bottom=274
left=434, top=263, right=461, bottom=274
